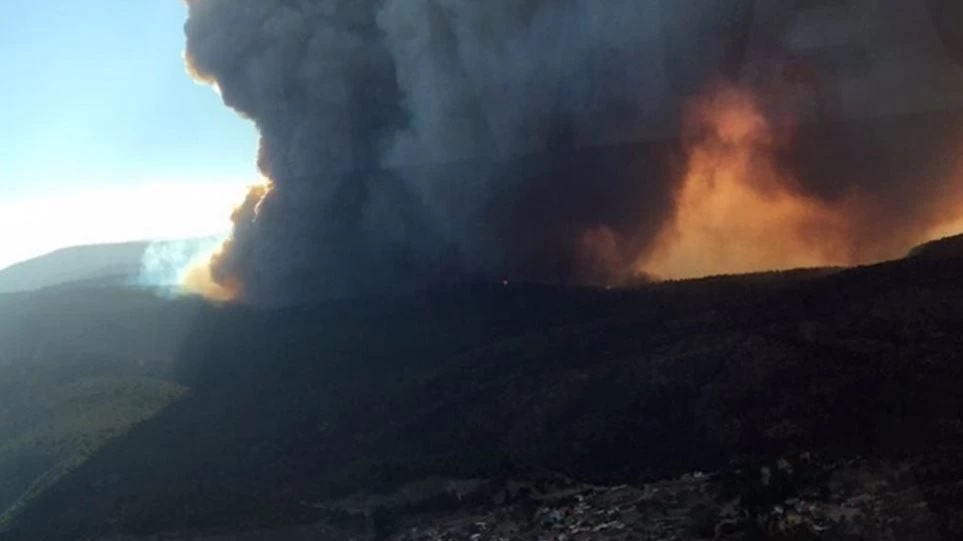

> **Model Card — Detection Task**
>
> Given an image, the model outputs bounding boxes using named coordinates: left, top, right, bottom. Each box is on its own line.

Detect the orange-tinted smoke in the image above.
left=918, top=149, right=963, bottom=242
left=180, top=261, right=240, bottom=302
left=639, top=84, right=963, bottom=281
left=639, top=85, right=866, bottom=280
left=178, top=180, right=273, bottom=302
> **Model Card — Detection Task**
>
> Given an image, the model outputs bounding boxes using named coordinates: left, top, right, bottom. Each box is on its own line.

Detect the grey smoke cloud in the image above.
left=184, top=0, right=963, bottom=304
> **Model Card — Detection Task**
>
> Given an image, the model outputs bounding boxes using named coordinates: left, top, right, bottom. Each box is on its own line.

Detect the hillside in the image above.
left=0, top=284, right=206, bottom=367
left=0, top=239, right=961, bottom=540
left=0, top=242, right=149, bottom=294
left=0, top=284, right=207, bottom=528
left=0, top=363, right=186, bottom=529
left=910, top=233, right=963, bottom=260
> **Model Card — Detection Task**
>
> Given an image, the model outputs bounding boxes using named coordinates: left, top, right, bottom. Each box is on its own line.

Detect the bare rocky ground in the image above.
left=99, top=448, right=963, bottom=541
left=388, top=454, right=961, bottom=541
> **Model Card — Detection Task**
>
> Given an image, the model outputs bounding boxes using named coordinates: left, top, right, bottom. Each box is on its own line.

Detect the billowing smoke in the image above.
left=139, top=235, right=227, bottom=293
left=184, top=0, right=963, bottom=304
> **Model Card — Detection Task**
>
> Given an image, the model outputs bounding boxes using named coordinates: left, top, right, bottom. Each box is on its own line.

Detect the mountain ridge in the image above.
left=1, top=235, right=961, bottom=540
left=0, top=242, right=149, bottom=294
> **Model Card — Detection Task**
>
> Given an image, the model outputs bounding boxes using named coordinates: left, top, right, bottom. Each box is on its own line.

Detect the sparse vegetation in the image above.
left=0, top=283, right=198, bottom=529
left=0, top=238, right=962, bottom=539
left=0, top=373, right=185, bottom=528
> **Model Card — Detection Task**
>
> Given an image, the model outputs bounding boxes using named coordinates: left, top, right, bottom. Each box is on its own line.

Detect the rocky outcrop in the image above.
left=389, top=451, right=962, bottom=541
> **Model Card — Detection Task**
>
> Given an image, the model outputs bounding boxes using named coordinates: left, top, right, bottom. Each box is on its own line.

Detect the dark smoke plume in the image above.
left=185, top=0, right=963, bottom=305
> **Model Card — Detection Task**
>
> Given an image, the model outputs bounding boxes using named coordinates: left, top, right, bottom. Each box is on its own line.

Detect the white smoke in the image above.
left=137, top=235, right=228, bottom=294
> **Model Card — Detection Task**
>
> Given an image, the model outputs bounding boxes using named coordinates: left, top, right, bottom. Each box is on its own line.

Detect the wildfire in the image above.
left=178, top=178, right=273, bottom=302
left=180, top=261, right=240, bottom=302
left=174, top=82, right=963, bottom=297
left=639, top=86, right=864, bottom=280
left=920, top=151, right=963, bottom=242
left=929, top=216, right=963, bottom=241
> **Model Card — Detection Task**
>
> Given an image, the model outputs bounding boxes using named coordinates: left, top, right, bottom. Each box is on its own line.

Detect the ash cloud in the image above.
left=184, top=0, right=963, bottom=304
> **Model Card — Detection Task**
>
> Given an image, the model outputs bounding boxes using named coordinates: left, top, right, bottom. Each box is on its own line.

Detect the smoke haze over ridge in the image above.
left=184, top=0, right=963, bottom=305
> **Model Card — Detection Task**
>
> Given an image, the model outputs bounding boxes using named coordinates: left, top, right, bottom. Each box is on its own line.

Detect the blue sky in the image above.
left=0, top=0, right=257, bottom=268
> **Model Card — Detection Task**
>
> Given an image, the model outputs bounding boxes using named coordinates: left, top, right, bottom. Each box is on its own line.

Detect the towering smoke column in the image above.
left=183, top=0, right=753, bottom=303
left=184, top=0, right=963, bottom=304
